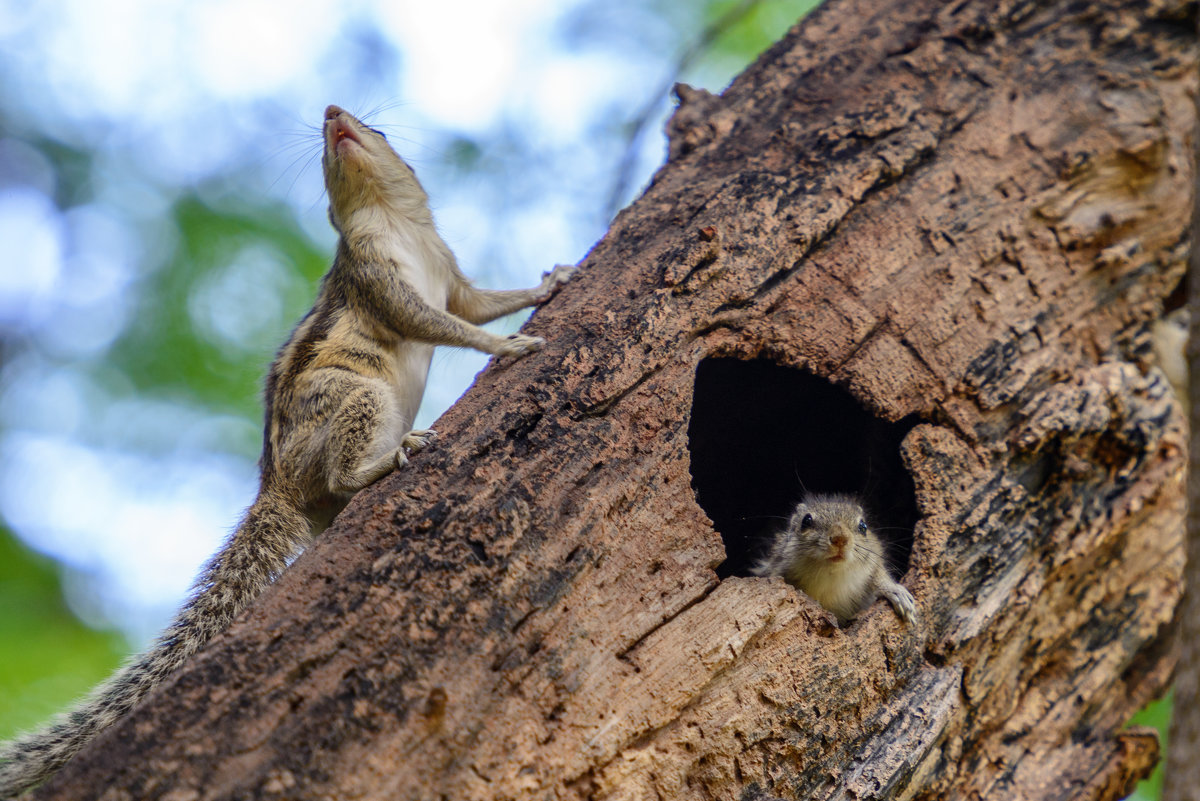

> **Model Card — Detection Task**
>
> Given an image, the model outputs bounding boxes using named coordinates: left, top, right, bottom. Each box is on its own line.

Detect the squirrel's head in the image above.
left=789, top=494, right=872, bottom=565
left=321, top=105, right=429, bottom=237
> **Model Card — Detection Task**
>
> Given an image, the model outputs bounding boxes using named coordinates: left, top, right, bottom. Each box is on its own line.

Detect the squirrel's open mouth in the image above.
left=329, top=119, right=363, bottom=152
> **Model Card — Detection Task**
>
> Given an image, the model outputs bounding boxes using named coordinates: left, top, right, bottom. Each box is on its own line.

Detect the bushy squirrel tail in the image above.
left=0, top=488, right=310, bottom=798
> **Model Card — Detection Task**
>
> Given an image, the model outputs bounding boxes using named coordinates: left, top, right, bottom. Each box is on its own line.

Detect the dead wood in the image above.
left=33, top=0, right=1198, bottom=799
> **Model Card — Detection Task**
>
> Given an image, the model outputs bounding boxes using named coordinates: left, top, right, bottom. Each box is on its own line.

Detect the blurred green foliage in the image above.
left=107, top=194, right=330, bottom=450
left=703, top=0, right=823, bottom=79
left=1130, top=695, right=1171, bottom=801
left=0, top=525, right=127, bottom=740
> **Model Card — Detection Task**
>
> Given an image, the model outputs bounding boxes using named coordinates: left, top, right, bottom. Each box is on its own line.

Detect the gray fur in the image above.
left=753, top=493, right=916, bottom=625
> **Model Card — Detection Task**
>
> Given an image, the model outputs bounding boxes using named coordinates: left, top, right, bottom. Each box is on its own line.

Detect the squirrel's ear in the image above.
left=789, top=504, right=810, bottom=529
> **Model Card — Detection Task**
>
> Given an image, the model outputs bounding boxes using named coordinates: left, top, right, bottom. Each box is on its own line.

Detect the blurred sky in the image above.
left=0, top=0, right=810, bottom=643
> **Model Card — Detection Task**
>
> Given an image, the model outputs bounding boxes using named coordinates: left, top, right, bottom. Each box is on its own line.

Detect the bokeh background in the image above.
left=0, top=1, right=1168, bottom=798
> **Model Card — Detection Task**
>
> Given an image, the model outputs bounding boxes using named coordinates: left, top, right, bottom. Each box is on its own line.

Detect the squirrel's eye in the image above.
left=800, top=513, right=814, bottom=530
left=858, top=519, right=868, bottom=533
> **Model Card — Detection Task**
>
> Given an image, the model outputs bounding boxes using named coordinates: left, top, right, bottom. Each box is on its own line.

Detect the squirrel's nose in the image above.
left=325, top=105, right=345, bottom=121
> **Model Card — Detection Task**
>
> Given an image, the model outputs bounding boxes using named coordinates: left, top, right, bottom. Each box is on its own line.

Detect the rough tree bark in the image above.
left=33, top=0, right=1197, bottom=799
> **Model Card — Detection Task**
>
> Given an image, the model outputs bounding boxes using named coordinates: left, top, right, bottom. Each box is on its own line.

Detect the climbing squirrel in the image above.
left=753, top=494, right=916, bottom=626
left=0, top=105, right=575, bottom=797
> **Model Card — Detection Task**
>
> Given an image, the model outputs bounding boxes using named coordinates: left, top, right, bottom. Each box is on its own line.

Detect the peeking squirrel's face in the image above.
left=321, top=105, right=425, bottom=235
left=787, top=496, right=875, bottom=567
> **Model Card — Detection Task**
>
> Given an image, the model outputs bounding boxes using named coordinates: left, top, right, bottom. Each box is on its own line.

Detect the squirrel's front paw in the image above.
left=538, top=264, right=577, bottom=299
left=883, top=584, right=917, bottom=624
left=496, top=334, right=545, bottom=357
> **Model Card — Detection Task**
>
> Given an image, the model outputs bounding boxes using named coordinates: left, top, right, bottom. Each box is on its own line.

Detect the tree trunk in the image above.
left=35, top=0, right=1197, bottom=799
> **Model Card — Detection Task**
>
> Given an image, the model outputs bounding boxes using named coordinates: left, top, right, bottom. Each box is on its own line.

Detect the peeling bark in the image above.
left=32, top=0, right=1198, bottom=799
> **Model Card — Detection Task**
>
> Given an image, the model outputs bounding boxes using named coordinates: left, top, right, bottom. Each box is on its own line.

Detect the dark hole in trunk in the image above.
left=687, top=357, right=919, bottom=579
